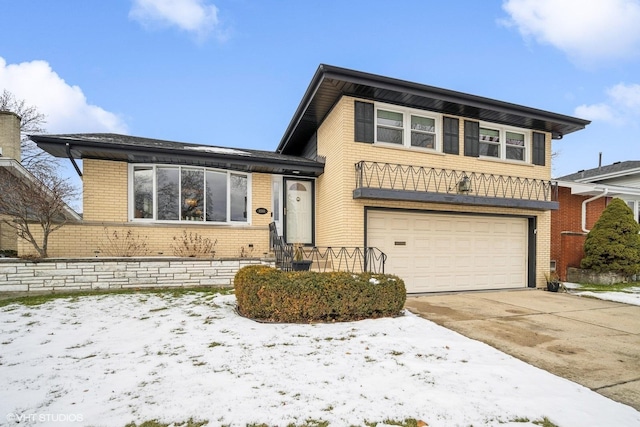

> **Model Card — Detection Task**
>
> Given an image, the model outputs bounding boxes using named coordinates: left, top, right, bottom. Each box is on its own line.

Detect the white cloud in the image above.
left=0, top=57, right=128, bottom=134
left=607, top=83, right=640, bottom=111
left=575, top=83, right=640, bottom=124
left=502, top=0, right=640, bottom=65
left=129, top=0, right=222, bottom=41
left=574, top=103, right=620, bottom=124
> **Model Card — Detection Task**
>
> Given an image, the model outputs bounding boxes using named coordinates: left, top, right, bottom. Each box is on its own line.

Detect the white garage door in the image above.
left=367, top=210, right=528, bottom=293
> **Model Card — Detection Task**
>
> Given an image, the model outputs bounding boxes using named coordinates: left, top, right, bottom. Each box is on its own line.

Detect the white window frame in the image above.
left=128, top=164, right=252, bottom=225
left=625, top=199, right=640, bottom=224
left=479, top=122, right=530, bottom=163
left=374, top=103, right=441, bottom=151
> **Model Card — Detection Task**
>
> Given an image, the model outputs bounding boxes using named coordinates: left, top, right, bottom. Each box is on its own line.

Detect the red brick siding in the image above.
left=551, top=186, right=610, bottom=280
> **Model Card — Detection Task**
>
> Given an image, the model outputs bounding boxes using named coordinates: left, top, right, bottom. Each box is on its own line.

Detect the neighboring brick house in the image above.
left=0, top=111, right=22, bottom=254
left=551, top=163, right=640, bottom=280
left=0, top=111, right=80, bottom=255
left=30, top=65, right=590, bottom=292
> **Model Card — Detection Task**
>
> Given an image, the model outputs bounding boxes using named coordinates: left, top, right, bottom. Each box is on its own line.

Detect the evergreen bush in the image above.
left=581, top=198, right=640, bottom=276
left=234, top=265, right=406, bottom=323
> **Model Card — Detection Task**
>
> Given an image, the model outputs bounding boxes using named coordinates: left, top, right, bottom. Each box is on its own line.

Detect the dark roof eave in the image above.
left=557, top=161, right=640, bottom=182
left=31, top=135, right=325, bottom=177
left=277, top=64, right=591, bottom=154
left=277, top=65, right=327, bottom=154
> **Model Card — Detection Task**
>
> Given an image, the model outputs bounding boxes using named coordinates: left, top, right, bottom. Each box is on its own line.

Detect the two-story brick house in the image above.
left=551, top=162, right=640, bottom=280
left=30, top=65, right=590, bottom=292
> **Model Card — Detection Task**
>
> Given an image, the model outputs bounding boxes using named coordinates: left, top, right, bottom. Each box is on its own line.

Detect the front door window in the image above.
left=284, top=179, right=313, bottom=244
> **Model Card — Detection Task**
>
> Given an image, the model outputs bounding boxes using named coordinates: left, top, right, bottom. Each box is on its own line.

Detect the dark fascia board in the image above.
left=31, top=134, right=325, bottom=177
left=276, top=65, right=327, bottom=154
left=353, top=187, right=559, bottom=211
left=277, top=64, right=591, bottom=154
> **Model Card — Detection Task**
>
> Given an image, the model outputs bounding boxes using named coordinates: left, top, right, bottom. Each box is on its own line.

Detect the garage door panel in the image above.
left=368, top=211, right=528, bottom=293
left=414, top=237, right=431, bottom=249
left=390, top=218, right=410, bottom=230
left=414, top=218, right=431, bottom=231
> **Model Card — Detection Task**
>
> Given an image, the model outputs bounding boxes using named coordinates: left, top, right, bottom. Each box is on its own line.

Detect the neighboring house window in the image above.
left=626, top=200, right=640, bottom=223
left=374, top=104, right=439, bottom=150
left=131, top=165, right=250, bottom=223
left=478, top=124, right=528, bottom=162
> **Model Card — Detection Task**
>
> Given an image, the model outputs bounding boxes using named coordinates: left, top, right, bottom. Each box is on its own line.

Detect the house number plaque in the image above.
left=255, top=207, right=268, bottom=215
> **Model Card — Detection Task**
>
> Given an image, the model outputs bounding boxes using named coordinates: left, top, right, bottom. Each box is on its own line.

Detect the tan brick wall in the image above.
left=316, top=96, right=553, bottom=287
left=315, top=95, right=348, bottom=247
left=0, top=215, right=17, bottom=252
left=18, top=162, right=273, bottom=258
left=0, top=111, right=21, bottom=161
left=18, top=222, right=270, bottom=259
left=83, top=159, right=128, bottom=221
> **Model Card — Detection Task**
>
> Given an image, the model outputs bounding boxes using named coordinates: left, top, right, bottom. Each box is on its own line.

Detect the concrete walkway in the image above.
left=405, top=289, right=640, bottom=411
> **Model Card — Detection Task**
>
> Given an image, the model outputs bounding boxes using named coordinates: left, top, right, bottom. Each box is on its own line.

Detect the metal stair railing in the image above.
left=268, top=222, right=386, bottom=273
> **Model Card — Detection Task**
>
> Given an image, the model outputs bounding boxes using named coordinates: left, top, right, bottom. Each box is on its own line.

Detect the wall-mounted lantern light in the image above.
left=457, top=174, right=472, bottom=194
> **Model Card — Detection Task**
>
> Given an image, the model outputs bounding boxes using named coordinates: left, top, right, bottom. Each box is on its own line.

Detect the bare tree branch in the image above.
left=0, top=89, right=58, bottom=173
left=0, top=166, right=78, bottom=258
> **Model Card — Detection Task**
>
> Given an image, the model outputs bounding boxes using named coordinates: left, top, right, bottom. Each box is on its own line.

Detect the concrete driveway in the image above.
left=405, top=289, right=640, bottom=411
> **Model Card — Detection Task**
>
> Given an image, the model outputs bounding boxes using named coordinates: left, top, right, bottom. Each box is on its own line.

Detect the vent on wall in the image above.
left=550, top=260, right=557, bottom=272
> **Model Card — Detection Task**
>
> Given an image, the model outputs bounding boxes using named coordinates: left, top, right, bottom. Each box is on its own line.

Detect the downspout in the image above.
left=582, top=189, right=608, bottom=232
left=65, top=143, right=83, bottom=177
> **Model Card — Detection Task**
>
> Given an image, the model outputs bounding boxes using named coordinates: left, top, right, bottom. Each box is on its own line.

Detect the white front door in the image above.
left=284, top=179, right=313, bottom=244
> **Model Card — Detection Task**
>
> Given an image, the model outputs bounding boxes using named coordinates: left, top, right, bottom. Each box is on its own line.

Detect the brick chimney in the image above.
left=0, top=111, right=21, bottom=160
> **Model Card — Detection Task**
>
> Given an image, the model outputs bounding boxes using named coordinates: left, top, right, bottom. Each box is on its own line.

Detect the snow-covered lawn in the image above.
left=1, top=292, right=639, bottom=427
left=564, top=282, right=640, bottom=306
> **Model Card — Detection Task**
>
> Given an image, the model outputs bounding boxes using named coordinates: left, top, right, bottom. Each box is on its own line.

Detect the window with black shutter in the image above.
left=443, top=117, right=459, bottom=155
left=464, top=120, right=479, bottom=157
left=354, top=101, right=374, bottom=143
left=532, top=132, right=546, bottom=166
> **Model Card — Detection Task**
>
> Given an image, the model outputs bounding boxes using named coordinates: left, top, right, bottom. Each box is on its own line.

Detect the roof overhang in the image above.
left=0, top=158, right=81, bottom=221
left=568, top=167, right=640, bottom=183
left=277, top=64, right=591, bottom=155
left=30, top=134, right=325, bottom=177
left=557, top=180, right=640, bottom=198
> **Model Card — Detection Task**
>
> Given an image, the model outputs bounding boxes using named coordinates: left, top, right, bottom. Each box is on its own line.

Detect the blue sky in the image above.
left=2, top=0, right=640, bottom=182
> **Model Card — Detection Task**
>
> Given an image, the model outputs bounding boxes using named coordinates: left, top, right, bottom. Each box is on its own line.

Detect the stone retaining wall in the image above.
left=0, top=257, right=275, bottom=293
left=566, top=267, right=631, bottom=285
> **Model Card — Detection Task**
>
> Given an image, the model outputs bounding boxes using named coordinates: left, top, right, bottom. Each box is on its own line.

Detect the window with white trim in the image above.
left=479, top=124, right=528, bottom=161
left=131, top=164, right=249, bottom=223
left=375, top=104, right=439, bottom=150
left=626, top=200, right=640, bottom=223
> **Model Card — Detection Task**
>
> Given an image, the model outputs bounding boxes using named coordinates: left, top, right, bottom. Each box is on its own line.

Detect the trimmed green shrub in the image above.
left=234, top=265, right=406, bottom=323
left=581, top=198, right=640, bottom=276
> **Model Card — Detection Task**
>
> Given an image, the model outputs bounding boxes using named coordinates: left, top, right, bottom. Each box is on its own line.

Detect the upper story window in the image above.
left=375, top=104, right=439, bottom=150
left=479, top=124, right=528, bottom=162
left=356, top=101, right=543, bottom=164
left=131, top=164, right=249, bottom=224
